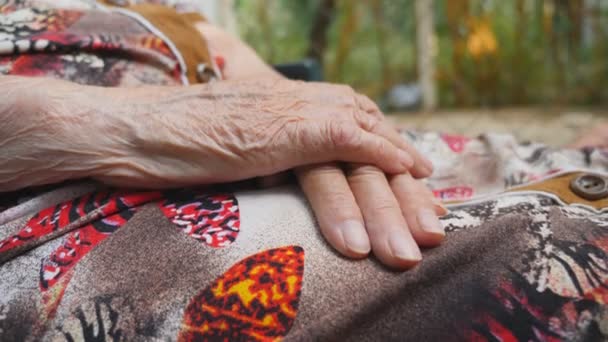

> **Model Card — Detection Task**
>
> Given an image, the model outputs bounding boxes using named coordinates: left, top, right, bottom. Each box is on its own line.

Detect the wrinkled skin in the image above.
left=0, top=76, right=427, bottom=190
left=199, top=22, right=447, bottom=269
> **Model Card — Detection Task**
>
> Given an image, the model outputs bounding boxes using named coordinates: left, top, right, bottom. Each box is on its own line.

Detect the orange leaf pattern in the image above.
left=178, top=246, right=304, bottom=341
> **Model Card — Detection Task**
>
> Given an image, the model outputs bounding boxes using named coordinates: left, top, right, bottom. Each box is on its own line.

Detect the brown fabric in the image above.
left=129, top=4, right=210, bottom=83
left=510, top=172, right=608, bottom=209
left=100, top=1, right=211, bottom=84
left=180, top=11, right=207, bottom=24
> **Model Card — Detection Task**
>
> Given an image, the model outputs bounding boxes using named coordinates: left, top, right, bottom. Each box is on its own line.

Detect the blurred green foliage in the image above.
left=235, top=0, right=608, bottom=108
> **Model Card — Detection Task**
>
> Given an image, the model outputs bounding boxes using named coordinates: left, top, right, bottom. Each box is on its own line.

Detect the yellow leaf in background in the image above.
left=467, top=19, right=498, bottom=58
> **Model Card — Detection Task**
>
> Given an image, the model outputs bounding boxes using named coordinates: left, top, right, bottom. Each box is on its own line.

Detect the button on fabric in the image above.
left=569, top=173, right=608, bottom=201
left=196, top=63, right=218, bottom=83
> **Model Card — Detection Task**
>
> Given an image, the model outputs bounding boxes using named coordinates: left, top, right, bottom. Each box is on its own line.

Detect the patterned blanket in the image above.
left=1, top=1, right=607, bottom=341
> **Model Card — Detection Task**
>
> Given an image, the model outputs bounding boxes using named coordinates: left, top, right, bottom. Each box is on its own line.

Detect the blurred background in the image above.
left=204, top=0, right=608, bottom=145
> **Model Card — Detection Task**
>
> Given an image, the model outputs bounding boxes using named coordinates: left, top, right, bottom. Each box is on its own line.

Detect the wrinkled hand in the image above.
left=293, top=97, right=445, bottom=270
left=294, top=101, right=445, bottom=270
left=197, top=21, right=447, bottom=270
left=30, top=78, right=427, bottom=189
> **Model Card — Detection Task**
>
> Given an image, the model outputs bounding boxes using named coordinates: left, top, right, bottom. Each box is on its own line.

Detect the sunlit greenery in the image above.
left=235, top=0, right=608, bottom=108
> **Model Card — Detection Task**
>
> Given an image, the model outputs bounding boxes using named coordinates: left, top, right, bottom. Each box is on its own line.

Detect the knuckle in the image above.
left=334, top=84, right=354, bottom=94
left=372, top=137, right=389, bottom=157
left=328, top=121, right=361, bottom=149
left=356, top=94, right=373, bottom=107
left=347, top=165, right=387, bottom=188
left=345, top=85, right=356, bottom=95
left=333, top=85, right=357, bottom=106
left=306, top=187, right=360, bottom=221
left=348, top=165, right=384, bottom=179
left=361, top=94, right=375, bottom=104
left=310, top=164, right=342, bottom=177
left=360, top=114, right=380, bottom=131
left=369, top=197, right=401, bottom=214
left=325, top=190, right=357, bottom=214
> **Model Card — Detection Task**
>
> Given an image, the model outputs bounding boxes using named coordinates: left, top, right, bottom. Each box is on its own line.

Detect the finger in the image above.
left=347, top=164, right=422, bottom=270
left=373, top=123, right=434, bottom=178
left=355, top=114, right=434, bottom=178
left=322, top=122, right=414, bottom=174
left=295, top=163, right=371, bottom=258
left=390, top=173, right=448, bottom=248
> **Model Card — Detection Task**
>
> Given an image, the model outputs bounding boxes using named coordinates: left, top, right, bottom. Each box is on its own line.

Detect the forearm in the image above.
left=0, top=76, right=135, bottom=191
left=0, top=75, right=260, bottom=191
left=0, top=76, right=284, bottom=191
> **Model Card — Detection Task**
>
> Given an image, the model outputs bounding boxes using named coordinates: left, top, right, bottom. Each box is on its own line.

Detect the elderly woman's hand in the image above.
left=0, top=76, right=427, bottom=191
left=198, top=21, right=447, bottom=270
left=97, top=79, right=433, bottom=188
left=294, top=99, right=445, bottom=270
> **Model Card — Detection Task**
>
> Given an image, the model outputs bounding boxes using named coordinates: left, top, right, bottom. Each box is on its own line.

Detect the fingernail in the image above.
left=339, top=220, right=371, bottom=254
left=434, top=204, right=449, bottom=216
left=432, top=198, right=449, bottom=216
left=399, top=150, right=414, bottom=169
left=417, top=208, right=445, bottom=235
left=389, top=231, right=422, bottom=261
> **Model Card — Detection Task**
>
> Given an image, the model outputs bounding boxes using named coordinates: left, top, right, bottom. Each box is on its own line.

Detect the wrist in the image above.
left=40, top=81, right=139, bottom=180
left=76, top=85, right=213, bottom=184
left=0, top=77, right=116, bottom=189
